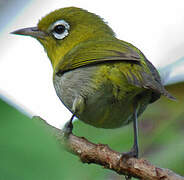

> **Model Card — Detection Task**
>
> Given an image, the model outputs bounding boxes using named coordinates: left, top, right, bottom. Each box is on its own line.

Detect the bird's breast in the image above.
left=53, top=63, right=150, bottom=129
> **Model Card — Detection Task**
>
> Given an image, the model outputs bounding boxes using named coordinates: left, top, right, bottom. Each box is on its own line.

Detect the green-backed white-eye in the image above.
left=12, top=7, right=175, bottom=159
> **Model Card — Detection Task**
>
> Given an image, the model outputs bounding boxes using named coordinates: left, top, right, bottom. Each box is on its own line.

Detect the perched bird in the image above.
left=12, top=7, right=174, bottom=159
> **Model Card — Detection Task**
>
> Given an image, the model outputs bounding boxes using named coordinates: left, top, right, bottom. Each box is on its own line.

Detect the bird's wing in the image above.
left=56, top=39, right=175, bottom=101
left=56, top=39, right=141, bottom=73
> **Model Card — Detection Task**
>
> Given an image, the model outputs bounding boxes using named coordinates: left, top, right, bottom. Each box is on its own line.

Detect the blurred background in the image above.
left=0, top=0, right=184, bottom=179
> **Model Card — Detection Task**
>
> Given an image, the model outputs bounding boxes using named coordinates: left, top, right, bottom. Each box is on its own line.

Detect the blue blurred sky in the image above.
left=0, top=0, right=184, bottom=128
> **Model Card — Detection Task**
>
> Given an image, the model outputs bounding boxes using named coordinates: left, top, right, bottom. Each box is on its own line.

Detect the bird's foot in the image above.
left=63, top=121, right=73, bottom=137
left=121, top=147, right=138, bottom=160
left=121, top=147, right=138, bottom=180
left=62, top=114, right=75, bottom=138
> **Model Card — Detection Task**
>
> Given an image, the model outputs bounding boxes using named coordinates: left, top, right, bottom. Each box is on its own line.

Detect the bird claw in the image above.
left=62, top=114, right=75, bottom=138
left=121, top=149, right=138, bottom=160
left=63, top=121, right=73, bottom=138
left=121, top=148, right=138, bottom=180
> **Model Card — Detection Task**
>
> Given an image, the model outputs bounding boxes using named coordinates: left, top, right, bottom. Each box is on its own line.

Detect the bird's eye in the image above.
left=50, top=20, right=70, bottom=40
left=53, top=25, right=66, bottom=34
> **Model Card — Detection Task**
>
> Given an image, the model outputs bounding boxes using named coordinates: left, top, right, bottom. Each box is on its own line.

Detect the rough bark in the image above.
left=34, top=116, right=184, bottom=180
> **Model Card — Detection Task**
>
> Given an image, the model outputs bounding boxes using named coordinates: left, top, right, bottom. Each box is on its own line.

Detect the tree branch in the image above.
left=34, top=116, right=184, bottom=180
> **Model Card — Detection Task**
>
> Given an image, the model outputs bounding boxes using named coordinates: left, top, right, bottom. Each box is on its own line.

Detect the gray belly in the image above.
left=53, top=66, right=150, bottom=129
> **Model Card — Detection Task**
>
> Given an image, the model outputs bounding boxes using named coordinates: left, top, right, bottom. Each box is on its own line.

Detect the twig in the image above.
left=34, top=116, right=184, bottom=180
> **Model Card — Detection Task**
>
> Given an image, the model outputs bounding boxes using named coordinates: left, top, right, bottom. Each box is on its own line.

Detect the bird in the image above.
left=12, top=7, right=175, bottom=161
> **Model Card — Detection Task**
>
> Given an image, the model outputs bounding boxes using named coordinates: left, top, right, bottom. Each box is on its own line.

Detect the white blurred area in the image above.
left=0, top=0, right=184, bottom=128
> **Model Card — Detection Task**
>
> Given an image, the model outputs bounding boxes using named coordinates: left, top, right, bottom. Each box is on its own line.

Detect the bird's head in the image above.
left=12, top=7, right=115, bottom=69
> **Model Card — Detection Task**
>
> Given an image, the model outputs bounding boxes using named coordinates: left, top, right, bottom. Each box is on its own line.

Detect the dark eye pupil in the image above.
left=54, top=25, right=65, bottom=34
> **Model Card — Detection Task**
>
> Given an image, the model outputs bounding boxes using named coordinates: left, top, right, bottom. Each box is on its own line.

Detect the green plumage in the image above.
left=12, top=7, right=175, bottom=129
left=12, top=6, right=176, bottom=164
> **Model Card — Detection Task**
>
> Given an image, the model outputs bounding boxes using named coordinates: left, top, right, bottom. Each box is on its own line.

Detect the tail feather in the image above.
left=162, top=87, right=176, bottom=101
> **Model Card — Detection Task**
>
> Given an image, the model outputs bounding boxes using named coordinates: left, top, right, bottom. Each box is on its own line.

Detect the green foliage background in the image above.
left=0, top=83, right=184, bottom=180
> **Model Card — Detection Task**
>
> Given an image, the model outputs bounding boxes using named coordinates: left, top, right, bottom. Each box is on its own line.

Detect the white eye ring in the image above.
left=50, top=20, right=70, bottom=40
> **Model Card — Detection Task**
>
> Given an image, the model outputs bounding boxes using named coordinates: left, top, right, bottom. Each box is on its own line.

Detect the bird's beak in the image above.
left=11, top=27, right=47, bottom=39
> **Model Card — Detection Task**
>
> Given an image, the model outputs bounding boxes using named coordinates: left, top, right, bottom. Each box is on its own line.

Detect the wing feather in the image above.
left=56, top=39, right=175, bottom=101
left=56, top=39, right=140, bottom=74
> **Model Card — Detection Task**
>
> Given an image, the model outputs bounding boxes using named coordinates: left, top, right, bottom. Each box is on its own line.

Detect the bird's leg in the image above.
left=132, top=106, right=139, bottom=158
left=122, top=105, right=139, bottom=159
left=63, top=114, right=75, bottom=137
left=63, top=96, right=84, bottom=137
left=121, top=105, right=139, bottom=180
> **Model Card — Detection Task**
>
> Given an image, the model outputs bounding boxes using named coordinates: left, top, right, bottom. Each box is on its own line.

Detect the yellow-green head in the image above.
left=12, top=7, right=115, bottom=70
